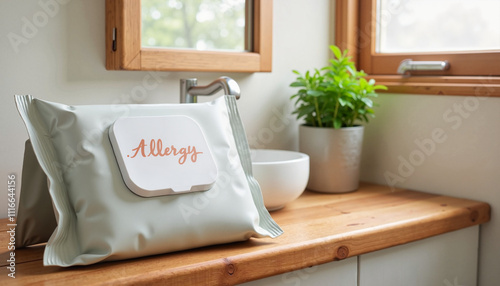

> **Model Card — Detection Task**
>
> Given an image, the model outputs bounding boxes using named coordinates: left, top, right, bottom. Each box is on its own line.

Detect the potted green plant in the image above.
left=290, top=45, right=387, bottom=193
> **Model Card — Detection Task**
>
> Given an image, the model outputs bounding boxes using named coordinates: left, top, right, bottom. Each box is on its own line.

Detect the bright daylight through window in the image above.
left=377, top=0, right=500, bottom=53
left=141, top=0, right=248, bottom=52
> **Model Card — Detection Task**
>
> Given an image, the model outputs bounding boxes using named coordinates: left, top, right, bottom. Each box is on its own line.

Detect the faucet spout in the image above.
left=180, top=77, right=241, bottom=103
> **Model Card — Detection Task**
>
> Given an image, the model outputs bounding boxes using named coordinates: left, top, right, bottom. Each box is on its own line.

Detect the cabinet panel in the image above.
left=359, top=226, right=479, bottom=286
left=239, top=257, right=357, bottom=286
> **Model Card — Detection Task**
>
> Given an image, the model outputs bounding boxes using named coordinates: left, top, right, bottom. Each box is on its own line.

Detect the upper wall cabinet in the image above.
left=105, top=0, right=273, bottom=72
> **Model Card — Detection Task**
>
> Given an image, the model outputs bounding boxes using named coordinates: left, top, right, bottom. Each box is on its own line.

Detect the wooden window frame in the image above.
left=105, top=0, right=272, bottom=72
left=335, top=0, right=500, bottom=97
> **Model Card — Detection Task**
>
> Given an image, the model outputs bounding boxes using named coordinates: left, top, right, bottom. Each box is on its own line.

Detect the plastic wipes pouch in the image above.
left=15, top=94, right=283, bottom=267
left=15, top=140, right=57, bottom=248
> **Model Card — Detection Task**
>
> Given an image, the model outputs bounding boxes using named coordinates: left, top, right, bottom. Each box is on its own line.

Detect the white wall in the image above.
left=1, top=0, right=498, bottom=285
left=361, top=93, right=500, bottom=286
left=0, top=0, right=330, bottom=214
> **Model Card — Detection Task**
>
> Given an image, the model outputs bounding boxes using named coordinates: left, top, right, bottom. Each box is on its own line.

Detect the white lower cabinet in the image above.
left=240, top=226, right=479, bottom=286
left=239, top=257, right=357, bottom=286
left=359, top=226, right=479, bottom=286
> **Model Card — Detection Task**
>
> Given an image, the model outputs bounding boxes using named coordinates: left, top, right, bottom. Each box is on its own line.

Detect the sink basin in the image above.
left=251, top=149, right=309, bottom=211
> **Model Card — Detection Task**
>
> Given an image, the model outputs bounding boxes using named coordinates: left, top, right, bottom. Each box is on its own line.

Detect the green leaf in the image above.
left=296, top=105, right=316, bottom=118
left=345, top=65, right=356, bottom=76
left=290, top=81, right=306, bottom=87
left=330, top=45, right=342, bottom=60
left=374, top=85, right=388, bottom=90
left=360, top=97, right=373, bottom=108
left=307, top=90, right=323, bottom=97
left=345, top=90, right=356, bottom=98
left=334, top=118, right=342, bottom=129
left=338, top=97, right=347, bottom=107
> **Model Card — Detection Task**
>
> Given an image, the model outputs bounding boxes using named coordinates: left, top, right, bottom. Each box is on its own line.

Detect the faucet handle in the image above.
left=180, top=77, right=241, bottom=103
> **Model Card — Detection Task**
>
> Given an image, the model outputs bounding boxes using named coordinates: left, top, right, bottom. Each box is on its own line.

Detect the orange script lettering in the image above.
left=128, top=139, right=203, bottom=164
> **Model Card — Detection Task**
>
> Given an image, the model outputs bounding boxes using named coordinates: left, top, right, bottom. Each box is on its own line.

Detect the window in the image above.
left=141, top=0, right=248, bottom=52
left=335, top=0, right=500, bottom=96
left=105, top=0, right=272, bottom=72
left=376, top=0, right=500, bottom=54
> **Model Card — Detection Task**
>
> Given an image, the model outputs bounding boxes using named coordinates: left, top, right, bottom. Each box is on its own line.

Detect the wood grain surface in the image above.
left=0, top=182, right=490, bottom=285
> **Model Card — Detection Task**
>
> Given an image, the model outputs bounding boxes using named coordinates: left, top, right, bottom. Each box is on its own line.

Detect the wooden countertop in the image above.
left=0, top=182, right=490, bottom=285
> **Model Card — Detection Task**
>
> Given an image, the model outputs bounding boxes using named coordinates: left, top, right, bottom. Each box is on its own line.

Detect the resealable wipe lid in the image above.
left=109, top=115, right=218, bottom=197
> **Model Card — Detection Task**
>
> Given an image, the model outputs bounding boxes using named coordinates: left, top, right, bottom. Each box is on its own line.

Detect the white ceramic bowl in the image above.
left=251, top=149, right=310, bottom=211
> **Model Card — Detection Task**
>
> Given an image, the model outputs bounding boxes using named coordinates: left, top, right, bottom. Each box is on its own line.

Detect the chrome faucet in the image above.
left=180, top=76, right=241, bottom=103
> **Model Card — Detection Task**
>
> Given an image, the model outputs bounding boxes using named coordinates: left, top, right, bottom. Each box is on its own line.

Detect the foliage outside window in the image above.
left=141, top=0, right=247, bottom=52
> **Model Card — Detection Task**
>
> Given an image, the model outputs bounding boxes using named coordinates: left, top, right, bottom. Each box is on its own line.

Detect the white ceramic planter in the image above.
left=299, top=125, right=364, bottom=193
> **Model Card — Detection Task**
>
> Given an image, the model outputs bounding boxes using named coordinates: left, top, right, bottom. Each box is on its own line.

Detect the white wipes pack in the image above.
left=15, top=94, right=283, bottom=267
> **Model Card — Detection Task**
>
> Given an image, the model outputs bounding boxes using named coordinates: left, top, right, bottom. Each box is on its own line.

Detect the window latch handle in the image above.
left=397, top=59, right=450, bottom=75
